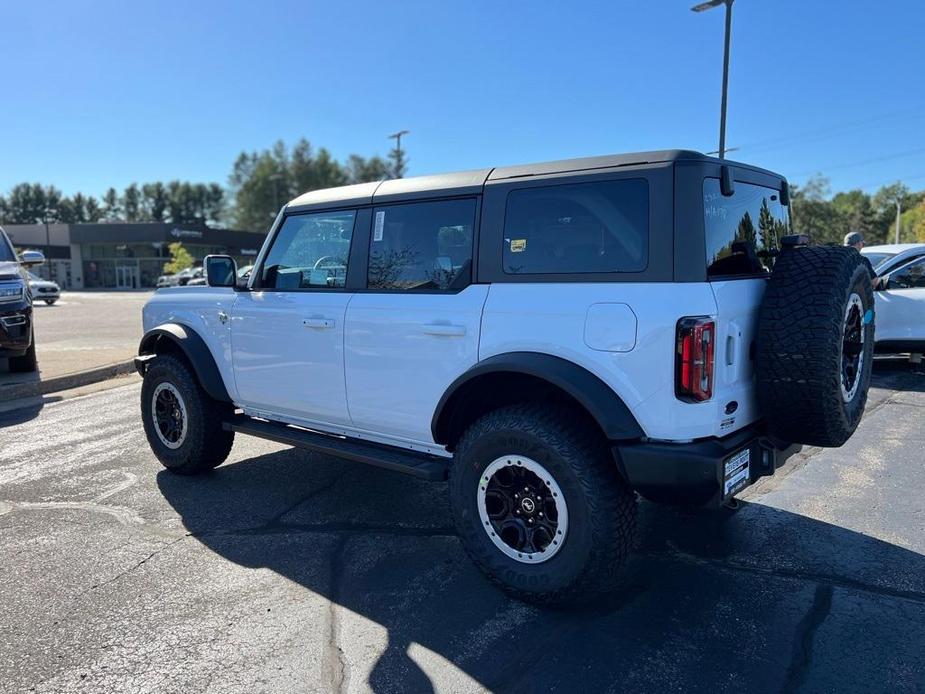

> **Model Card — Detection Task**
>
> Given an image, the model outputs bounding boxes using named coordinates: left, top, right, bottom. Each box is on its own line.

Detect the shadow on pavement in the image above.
left=872, top=357, right=925, bottom=390
left=158, top=440, right=925, bottom=692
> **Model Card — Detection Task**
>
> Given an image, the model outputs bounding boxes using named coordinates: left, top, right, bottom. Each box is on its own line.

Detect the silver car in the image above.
left=27, top=271, right=60, bottom=305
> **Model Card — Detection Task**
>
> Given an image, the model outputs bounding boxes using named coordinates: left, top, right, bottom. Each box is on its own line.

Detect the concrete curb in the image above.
left=0, top=360, right=137, bottom=402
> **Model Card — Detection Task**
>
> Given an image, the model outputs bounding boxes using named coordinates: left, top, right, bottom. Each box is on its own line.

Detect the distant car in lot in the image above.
left=869, top=247, right=925, bottom=354
left=176, top=266, right=203, bottom=286
left=156, top=274, right=177, bottom=288
left=862, top=243, right=925, bottom=276
left=26, top=271, right=60, bottom=305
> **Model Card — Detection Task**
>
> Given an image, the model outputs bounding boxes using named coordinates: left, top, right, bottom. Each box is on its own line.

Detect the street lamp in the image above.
left=692, top=0, right=734, bottom=159
left=269, top=173, right=284, bottom=218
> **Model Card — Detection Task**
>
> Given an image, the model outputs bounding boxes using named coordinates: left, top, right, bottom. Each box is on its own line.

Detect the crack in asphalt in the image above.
left=783, top=583, right=834, bottom=693
left=89, top=535, right=187, bottom=591
left=321, top=536, right=349, bottom=694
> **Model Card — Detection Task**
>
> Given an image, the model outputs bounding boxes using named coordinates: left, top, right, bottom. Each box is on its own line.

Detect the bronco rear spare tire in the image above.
left=757, top=245, right=874, bottom=447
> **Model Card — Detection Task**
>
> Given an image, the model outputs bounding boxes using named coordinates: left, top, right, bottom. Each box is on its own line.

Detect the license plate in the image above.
left=723, top=448, right=750, bottom=497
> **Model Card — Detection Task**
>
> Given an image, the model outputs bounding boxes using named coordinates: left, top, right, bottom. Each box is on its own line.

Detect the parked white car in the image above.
left=862, top=243, right=925, bottom=276
left=26, top=271, right=60, bottom=305
left=867, top=246, right=925, bottom=354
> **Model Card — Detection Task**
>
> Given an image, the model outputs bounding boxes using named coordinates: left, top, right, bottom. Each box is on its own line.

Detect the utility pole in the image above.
left=692, top=0, right=735, bottom=159
left=895, top=199, right=902, bottom=244
left=388, top=130, right=410, bottom=178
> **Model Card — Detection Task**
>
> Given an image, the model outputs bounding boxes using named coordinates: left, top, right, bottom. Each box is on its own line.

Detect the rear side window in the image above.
left=367, top=198, right=475, bottom=291
left=502, top=179, right=648, bottom=275
left=887, top=257, right=925, bottom=289
left=260, top=210, right=356, bottom=289
left=704, top=178, right=790, bottom=278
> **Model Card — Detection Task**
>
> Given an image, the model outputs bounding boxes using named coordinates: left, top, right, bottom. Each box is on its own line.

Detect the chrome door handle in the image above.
left=218, top=310, right=228, bottom=324
left=421, top=323, right=466, bottom=337
left=303, top=317, right=335, bottom=329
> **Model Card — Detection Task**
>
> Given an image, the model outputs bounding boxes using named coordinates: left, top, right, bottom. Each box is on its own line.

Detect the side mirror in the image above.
left=20, top=250, right=45, bottom=267
left=204, top=255, right=237, bottom=288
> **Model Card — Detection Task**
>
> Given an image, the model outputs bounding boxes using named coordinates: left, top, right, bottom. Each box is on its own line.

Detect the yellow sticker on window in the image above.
left=510, top=239, right=527, bottom=253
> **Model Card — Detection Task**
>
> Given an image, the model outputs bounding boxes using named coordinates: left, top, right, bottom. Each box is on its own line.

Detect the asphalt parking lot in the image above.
left=1, top=361, right=924, bottom=693
left=0, top=292, right=151, bottom=386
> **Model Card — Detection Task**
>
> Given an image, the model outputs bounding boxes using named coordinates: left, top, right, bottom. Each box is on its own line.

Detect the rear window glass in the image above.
left=862, top=252, right=895, bottom=270
left=704, top=178, right=790, bottom=278
left=502, top=179, right=648, bottom=275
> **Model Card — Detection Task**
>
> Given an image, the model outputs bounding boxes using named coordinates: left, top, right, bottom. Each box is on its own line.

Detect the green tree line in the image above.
left=791, top=175, right=925, bottom=245
left=5, top=137, right=924, bottom=245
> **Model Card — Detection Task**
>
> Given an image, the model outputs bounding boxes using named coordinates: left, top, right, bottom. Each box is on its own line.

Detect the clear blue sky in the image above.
left=2, top=0, right=923, bottom=199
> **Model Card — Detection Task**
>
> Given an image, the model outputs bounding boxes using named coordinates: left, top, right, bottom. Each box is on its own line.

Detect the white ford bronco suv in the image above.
left=137, top=150, right=874, bottom=603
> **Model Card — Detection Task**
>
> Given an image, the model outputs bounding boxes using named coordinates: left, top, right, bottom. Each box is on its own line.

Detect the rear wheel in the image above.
left=44, top=299, right=57, bottom=305
left=449, top=403, right=636, bottom=605
left=8, top=332, right=37, bottom=372
left=141, top=353, right=234, bottom=474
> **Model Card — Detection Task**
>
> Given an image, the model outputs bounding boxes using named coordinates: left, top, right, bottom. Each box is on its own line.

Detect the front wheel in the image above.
left=449, top=403, right=637, bottom=605
left=141, top=353, right=234, bottom=474
left=8, top=332, right=37, bottom=373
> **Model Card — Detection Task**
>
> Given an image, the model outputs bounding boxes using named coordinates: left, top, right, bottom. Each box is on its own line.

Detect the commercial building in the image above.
left=1, top=222, right=265, bottom=289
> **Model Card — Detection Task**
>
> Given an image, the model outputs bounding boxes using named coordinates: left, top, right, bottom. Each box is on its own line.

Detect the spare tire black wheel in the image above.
left=757, top=245, right=874, bottom=447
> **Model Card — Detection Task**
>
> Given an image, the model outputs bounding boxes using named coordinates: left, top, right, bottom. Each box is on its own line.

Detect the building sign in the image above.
left=170, top=228, right=204, bottom=239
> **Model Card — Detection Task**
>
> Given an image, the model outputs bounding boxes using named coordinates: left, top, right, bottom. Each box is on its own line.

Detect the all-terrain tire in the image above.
left=141, top=353, right=234, bottom=474
left=8, top=331, right=37, bottom=373
left=757, top=246, right=874, bottom=447
left=449, top=403, right=637, bottom=605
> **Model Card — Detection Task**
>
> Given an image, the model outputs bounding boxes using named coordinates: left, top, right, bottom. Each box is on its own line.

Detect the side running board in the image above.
left=223, top=415, right=449, bottom=481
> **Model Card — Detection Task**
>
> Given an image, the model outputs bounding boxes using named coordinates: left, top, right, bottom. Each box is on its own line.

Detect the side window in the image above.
left=502, top=179, right=648, bottom=275
left=260, top=210, right=356, bottom=289
left=888, top=257, right=925, bottom=289
left=367, top=198, right=476, bottom=291
left=704, top=177, right=790, bottom=278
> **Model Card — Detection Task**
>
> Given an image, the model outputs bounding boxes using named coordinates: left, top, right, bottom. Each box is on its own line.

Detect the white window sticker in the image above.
left=374, top=210, right=385, bottom=242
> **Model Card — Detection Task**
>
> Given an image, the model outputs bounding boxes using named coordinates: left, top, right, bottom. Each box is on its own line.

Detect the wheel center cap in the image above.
left=520, top=497, right=536, bottom=514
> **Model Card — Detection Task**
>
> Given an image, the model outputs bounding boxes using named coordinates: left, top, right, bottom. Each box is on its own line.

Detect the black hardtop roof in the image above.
left=286, top=149, right=784, bottom=210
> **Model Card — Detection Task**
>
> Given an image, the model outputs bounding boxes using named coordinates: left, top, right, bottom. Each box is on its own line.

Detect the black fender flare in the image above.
left=431, top=352, right=644, bottom=445
left=137, top=323, right=231, bottom=402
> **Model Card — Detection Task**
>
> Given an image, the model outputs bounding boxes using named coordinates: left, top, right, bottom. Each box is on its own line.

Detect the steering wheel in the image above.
left=313, top=256, right=347, bottom=270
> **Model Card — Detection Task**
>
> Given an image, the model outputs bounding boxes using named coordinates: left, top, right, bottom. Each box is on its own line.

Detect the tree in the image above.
left=872, top=182, right=924, bottom=243
left=790, top=175, right=842, bottom=245
left=163, top=242, right=194, bottom=274
left=102, top=187, right=122, bottom=221
left=737, top=210, right=757, bottom=244
left=758, top=198, right=776, bottom=251
left=141, top=182, right=168, bottom=222
left=345, top=154, right=391, bottom=184
left=123, top=184, right=141, bottom=222
left=832, top=189, right=876, bottom=241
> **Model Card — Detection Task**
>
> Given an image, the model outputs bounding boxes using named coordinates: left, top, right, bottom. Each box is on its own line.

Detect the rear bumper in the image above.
left=0, top=303, right=33, bottom=356
left=614, top=424, right=801, bottom=507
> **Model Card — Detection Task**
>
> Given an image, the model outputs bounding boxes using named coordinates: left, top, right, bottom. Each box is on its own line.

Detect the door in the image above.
left=231, top=208, right=362, bottom=426
left=875, top=256, right=925, bottom=343
left=344, top=197, right=486, bottom=446
left=115, top=265, right=138, bottom=289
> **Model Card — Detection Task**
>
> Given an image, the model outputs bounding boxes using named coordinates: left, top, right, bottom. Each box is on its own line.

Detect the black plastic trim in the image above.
left=614, top=424, right=800, bottom=507
left=137, top=323, right=231, bottom=402
left=431, top=351, right=645, bottom=444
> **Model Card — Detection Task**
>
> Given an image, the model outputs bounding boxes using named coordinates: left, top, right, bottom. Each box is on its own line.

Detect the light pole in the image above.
left=269, top=173, right=284, bottom=219
left=388, top=130, right=410, bottom=178
left=895, top=199, right=902, bottom=244
left=692, top=0, right=734, bottom=159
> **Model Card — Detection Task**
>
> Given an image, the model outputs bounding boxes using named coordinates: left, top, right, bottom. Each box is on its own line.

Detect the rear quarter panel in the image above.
left=480, top=282, right=755, bottom=441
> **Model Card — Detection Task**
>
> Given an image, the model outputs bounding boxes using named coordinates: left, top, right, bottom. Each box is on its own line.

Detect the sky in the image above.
left=1, top=0, right=924, bottom=199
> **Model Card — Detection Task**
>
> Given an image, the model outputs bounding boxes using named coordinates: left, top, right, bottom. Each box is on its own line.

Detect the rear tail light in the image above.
left=676, top=317, right=715, bottom=402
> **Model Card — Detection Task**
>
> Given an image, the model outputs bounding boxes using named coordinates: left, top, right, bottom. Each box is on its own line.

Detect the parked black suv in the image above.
left=0, top=226, right=45, bottom=372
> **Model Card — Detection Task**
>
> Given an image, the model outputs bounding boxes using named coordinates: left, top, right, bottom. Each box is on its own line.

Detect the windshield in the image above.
left=862, top=252, right=895, bottom=270
left=0, top=232, right=16, bottom=263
